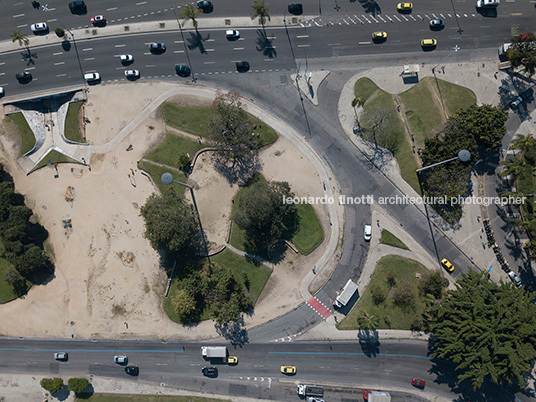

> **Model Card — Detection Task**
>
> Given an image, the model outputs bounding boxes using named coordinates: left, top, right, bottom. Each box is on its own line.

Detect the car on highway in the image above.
left=125, top=70, right=140, bottom=79
left=84, top=72, right=100, bottom=82
left=226, top=30, right=240, bottom=40
left=421, top=38, right=437, bottom=47
left=412, top=378, right=426, bottom=388
left=15, top=72, right=32, bottom=83
left=149, top=43, right=166, bottom=53
left=236, top=61, right=250, bottom=72
left=364, top=224, right=372, bottom=241
left=114, top=355, right=128, bottom=364
left=120, top=54, right=133, bottom=64
left=69, top=0, right=86, bottom=13
left=202, top=366, right=218, bottom=376
left=441, top=258, right=454, bottom=272
left=91, top=15, right=106, bottom=25
left=197, top=1, right=213, bottom=12
left=288, top=3, right=303, bottom=15
left=30, top=22, right=48, bottom=33
left=429, top=19, right=445, bottom=29
left=224, top=356, right=238, bottom=364
left=397, top=2, right=413, bottom=11
left=54, top=352, right=68, bottom=360
left=306, top=398, right=324, bottom=402
left=125, top=365, right=139, bottom=376
left=280, top=365, right=296, bottom=374
left=372, top=31, right=387, bottom=41
left=0, top=87, right=4, bottom=97
left=508, top=270, right=522, bottom=287
left=175, top=65, right=191, bottom=77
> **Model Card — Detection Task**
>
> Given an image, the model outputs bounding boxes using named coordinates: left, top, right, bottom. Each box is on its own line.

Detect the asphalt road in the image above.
left=0, top=338, right=529, bottom=401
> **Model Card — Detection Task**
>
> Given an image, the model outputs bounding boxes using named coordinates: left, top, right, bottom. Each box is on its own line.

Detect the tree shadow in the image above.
left=214, top=316, right=250, bottom=347
left=20, top=47, right=38, bottom=66
left=476, top=7, right=498, bottom=18
left=187, top=31, right=208, bottom=54
left=358, top=329, right=380, bottom=356
left=358, top=0, right=381, bottom=16
left=51, top=385, right=71, bottom=401
left=74, top=384, right=95, bottom=399
left=255, top=29, right=277, bottom=59
left=211, top=152, right=262, bottom=186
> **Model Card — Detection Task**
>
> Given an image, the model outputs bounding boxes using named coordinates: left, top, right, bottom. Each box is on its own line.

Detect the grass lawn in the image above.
left=76, top=393, right=229, bottom=402
left=64, top=101, right=86, bottom=143
left=354, top=77, right=379, bottom=101
left=337, top=255, right=428, bottom=330
left=164, top=249, right=271, bottom=324
left=6, top=113, right=36, bottom=156
left=145, top=132, right=204, bottom=168
left=0, top=240, right=29, bottom=304
left=435, top=78, right=477, bottom=116
left=33, top=149, right=79, bottom=171
left=379, top=229, right=409, bottom=250
left=137, top=160, right=187, bottom=195
left=292, top=203, right=324, bottom=254
left=161, top=103, right=278, bottom=147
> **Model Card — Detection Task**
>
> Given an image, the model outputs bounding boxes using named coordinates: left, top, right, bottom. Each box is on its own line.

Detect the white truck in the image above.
left=476, top=0, right=499, bottom=7
left=333, top=279, right=359, bottom=308
left=297, top=384, right=323, bottom=398
left=498, top=43, right=512, bottom=57
left=200, top=346, right=227, bottom=359
left=363, top=390, right=391, bottom=402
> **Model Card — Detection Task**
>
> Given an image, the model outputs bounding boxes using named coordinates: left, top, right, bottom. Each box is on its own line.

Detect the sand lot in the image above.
left=0, top=83, right=330, bottom=339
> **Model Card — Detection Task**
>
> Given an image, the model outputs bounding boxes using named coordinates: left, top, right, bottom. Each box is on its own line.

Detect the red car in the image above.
left=411, top=378, right=426, bottom=388
left=91, top=15, right=106, bottom=24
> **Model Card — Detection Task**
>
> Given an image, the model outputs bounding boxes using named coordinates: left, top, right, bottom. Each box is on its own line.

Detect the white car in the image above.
left=120, top=54, right=133, bottom=63
left=114, top=355, right=128, bottom=364
left=30, top=22, right=48, bottom=32
left=54, top=352, right=68, bottom=360
left=0, top=87, right=4, bottom=97
left=225, top=30, right=240, bottom=39
left=125, top=70, right=140, bottom=78
left=84, top=72, right=100, bottom=82
left=364, top=224, right=372, bottom=241
left=508, top=271, right=522, bottom=287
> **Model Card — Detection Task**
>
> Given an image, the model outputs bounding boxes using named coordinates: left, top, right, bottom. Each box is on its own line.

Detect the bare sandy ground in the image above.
left=0, top=83, right=330, bottom=339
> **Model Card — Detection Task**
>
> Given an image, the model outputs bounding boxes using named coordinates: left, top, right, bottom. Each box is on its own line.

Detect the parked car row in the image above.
left=54, top=352, right=138, bottom=375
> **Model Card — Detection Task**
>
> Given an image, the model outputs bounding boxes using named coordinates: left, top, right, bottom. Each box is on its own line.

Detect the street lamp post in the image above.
left=416, top=150, right=471, bottom=273
left=161, top=172, right=209, bottom=259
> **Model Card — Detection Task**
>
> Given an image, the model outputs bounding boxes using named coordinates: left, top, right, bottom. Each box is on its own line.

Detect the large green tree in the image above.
left=179, top=3, right=202, bottom=30
left=251, top=0, right=271, bottom=27
left=426, top=270, right=536, bottom=390
left=140, top=191, right=199, bottom=256
left=67, top=378, right=90, bottom=394
left=508, top=31, right=536, bottom=77
left=357, top=309, right=379, bottom=331
left=40, top=378, right=64, bottom=394
left=171, top=288, right=197, bottom=317
left=454, top=104, right=508, bottom=152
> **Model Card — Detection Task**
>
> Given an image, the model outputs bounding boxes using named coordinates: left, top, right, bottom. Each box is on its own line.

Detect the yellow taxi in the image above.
left=280, top=365, right=297, bottom=375
left=372, top=31, right=387, bottom=40
left=397, top=2, right=413, bottom=11
left=421, top=38, right=437, bottom=47
left=441, top=258, right=455, bottom=272
left=224, top=356, right=238, bottom=364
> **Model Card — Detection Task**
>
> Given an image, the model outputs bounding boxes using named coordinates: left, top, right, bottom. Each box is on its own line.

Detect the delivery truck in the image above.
left=200, top=346, right=227, bottom=359
left=333, top=279, right=359, bottom=308
left=297, top=384, right=323, bottom=398
left=363, top=390, right=391, bottom=402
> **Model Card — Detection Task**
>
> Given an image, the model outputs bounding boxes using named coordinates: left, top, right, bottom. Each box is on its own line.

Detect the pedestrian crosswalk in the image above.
left=307, top=297, right=332, bottom=319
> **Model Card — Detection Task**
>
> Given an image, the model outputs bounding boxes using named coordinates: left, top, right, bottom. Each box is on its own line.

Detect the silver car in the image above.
left=54, top=352, right=68, bottom=360
left=125, top=70, right=140, bottom=79
left=31, top=22, right=48, bottom=32
left=120, top=54, right=133, bottom=63
left=114, top=355, right=128, bottom=364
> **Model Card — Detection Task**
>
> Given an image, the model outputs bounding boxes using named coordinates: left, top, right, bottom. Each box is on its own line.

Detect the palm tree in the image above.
left=351, top=96, right=366, bottom=131
left=179, top=3, right=201, bottom=30
left=512, top=134, right=534, bottom=154
left=11, top=29, right=29, bottom=47
left=251, top=0, right=271, bottom=28
left=499, top=158, right=525, bottom=178
left=356, top=309, right=379, bottom=331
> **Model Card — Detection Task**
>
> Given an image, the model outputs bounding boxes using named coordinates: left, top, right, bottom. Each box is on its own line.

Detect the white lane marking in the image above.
left=233, top=47, right=245, bottom=50
left=115, top=44, right=126, bottom=47
left=47, top=18, right=57, bottom=22
left=82, top=48, right=93, bottom=51
left=107, top=7, right=117, bottom=11
left=204, top=61, right=215, bottom=64
left=53, top=52, right=63, bottom=55
left=206, top=49, right=215, bottom=52
left=54, top=62, right=65, bottom=65
left=57, top=74, right=67, bottom=77
left=173, top=50, right=184, bottom=53
left=174, top=40, right=184, bottom=44
left=145, top=65, right=156, bottom=67
left=206, top=39, right=215, bottom=42
left=296, top=35, right=309, bottom=38
left=84, top=57, right=95, bottom=61
left=25, top=67, right=35, bottom=70
left=359, top=41, right=371, bottom=44
left=297, top=44, right=310, bottom=48
left=0, top=62, right=5, bottom=65
left=13, top=14, right=25, bottom=18
left=136, top=1, right=147, bottom=5
left=17, top=24, right=28, bottom=28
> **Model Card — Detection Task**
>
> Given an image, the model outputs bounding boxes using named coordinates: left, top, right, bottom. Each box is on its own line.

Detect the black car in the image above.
left=15, top=72, right=32, bottom=82
left=236, top=61, right=250, bottom=72
left=288, top=3, right=303, bottom=15
left=149, top=43, right=166, bottom=53
left=429, top=19, right=445, bottom=29
left=202, top=366, right=217, bottom=377
left=197, top=1, right=213, bottom=13
left=175, top=65, right=191, bottom=77
left=69, top=0, right=86, bottom=13
left=125, top=365, right=139, bottom=376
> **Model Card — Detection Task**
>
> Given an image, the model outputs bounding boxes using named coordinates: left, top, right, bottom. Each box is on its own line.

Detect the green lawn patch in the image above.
left=6, top=113, right=36, bottom=156
left=337, top=255, right=428, bottom=330
left=76, top=393, right=229, bottom=402
left=137, top=160, right=187, bottom=195
left=379, top=229, right=409, bottom=250
left=399, top=78, right=443, bottom=149
left=33, top=149, right=79, bottom=171
left=161, top=103, right=278, bottom=147
left=435, top=78, right=477, bottom=116
left=64, top=101, right=86, bottom=143
left=145, top=132, right=204, bottom=168
left=292, top=203, right=324, bottom=254
left=354, top=77, right=379, bottom=102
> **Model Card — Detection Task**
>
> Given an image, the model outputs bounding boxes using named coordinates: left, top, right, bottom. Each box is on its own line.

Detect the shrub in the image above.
left=386, top=272, right=396, bottom=288
left=40, top=378, right=63, bottom=394
left=410, top=318, right=424, bottom=331
left=371, top=285, right=386, bottom=305
left=177, top=153, right=190, bottom=170
left=392, top=281, right=415, bottom=309
left=67, top=378, right=90, bottom=394
left=55, top=27, right=65, bottom=37
left=419, top=271, right=444, bottom=298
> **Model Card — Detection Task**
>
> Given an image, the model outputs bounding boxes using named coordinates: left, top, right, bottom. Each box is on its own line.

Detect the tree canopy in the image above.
left=425, top=270, right=536, bottom=390
left=140, top=191, right=200, bottom=256
left=508, top=31, right=536, bottom=77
